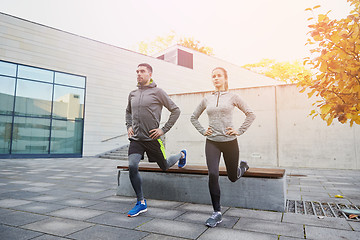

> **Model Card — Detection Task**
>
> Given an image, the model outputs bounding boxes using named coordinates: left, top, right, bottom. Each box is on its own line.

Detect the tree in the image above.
left=242, top=59, right=312, bottom=83
left=136, top=31, right=176, bottom=56
left=298, top=0, right=360, bottom=126
left=178, top=37, right=213, bottom=55
left=134, top=31, right=213, bottom=56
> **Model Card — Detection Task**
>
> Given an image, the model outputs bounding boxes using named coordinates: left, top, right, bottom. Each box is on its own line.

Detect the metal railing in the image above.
left=101, top=133, right=127, bottom=142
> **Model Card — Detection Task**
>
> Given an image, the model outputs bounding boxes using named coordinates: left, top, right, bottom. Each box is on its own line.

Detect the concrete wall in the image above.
left=276, top=85, right=359, bottom=169
left=164, top=85, right=360, bottom=170
left=0, top=13, right=282, bottom=157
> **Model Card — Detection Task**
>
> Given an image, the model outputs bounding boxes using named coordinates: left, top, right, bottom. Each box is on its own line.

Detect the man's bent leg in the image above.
left=128, top=153, right=144, bottom=201
left=148, top=139, right=183, bottom=171
left=162, top=152, right=182, bottom=170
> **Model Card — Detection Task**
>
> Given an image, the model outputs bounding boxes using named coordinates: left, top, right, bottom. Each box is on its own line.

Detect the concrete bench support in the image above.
left=116, top=165, right=286, bottom=212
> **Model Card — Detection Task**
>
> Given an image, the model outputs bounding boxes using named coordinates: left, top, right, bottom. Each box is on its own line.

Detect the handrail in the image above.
left=101, top=133, right=127, bottom=142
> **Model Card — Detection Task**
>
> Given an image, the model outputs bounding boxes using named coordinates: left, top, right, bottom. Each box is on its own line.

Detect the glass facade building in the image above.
left=0, top=60, right=86, bottom=158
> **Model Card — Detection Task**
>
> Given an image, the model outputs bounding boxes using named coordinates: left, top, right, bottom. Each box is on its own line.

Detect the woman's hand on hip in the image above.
left=226, top=127, right=239, bottom=136
left=204, top=127, right=213, bottom=136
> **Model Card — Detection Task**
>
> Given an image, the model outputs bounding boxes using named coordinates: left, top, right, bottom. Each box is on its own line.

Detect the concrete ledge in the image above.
left=116, top=169, right=286, bottom=212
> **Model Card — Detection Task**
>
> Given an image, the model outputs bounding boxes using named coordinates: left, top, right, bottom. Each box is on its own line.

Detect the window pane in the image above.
left=50, top=120, right=83, bottom=154
left=0, top=76, right=16, bottom=114
left=0, top=115, right=13, bottom=154
left=0, top=61, right=17, bottom=77
left=55, top=72, right=85, bottom=88
left=53, top=85, right=84, bottom=120
left=178, top=49, right=193, bottom=69
left=15, top=79, right=53, bottom=117
left=18, top=65, right=53, bottom=83
left=12, top=117, right=50, bottom=154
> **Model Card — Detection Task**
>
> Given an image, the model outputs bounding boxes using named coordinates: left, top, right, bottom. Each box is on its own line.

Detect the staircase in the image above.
left=98, top=145, right=128, bottom=160
left=98, top=145, right=148, bottom=161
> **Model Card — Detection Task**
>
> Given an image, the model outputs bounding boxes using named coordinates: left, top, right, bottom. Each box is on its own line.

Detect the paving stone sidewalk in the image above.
left=0, top=157, right=359, bottom=240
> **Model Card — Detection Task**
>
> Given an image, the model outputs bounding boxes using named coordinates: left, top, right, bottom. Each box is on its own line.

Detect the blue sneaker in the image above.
left=178, top=149, right=187, bottom=168
left=128, top=200, right=147, bottom=217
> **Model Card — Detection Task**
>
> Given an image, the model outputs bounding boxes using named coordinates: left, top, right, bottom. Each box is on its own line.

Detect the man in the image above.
left=125, top=63, right=187, bottom=217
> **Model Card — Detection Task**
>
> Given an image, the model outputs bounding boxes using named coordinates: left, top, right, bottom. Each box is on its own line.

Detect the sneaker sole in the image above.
left=127, top=208, right=147, bottom=217
left=205, top=219, right=222, bottom=228
left=178, top=163, right=186, bottom=168
left=178, top=150, right=187, bottom=168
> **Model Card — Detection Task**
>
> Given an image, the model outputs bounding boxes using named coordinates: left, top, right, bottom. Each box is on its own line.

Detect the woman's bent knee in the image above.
left=228, top=176, right=238, bottom=182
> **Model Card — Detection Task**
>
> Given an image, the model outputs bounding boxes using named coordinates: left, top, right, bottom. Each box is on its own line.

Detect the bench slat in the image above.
left=117, top=163, right=285, bottom=178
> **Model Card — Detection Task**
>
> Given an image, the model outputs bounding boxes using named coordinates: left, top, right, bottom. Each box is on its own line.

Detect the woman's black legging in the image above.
left=205, top=138, right=241, bottom=212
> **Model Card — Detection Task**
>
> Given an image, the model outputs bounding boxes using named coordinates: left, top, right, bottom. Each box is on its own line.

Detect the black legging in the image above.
left=205, top=139, right=241, bottom=212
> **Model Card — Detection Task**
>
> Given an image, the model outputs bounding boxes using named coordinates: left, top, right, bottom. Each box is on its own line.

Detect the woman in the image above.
left=190, top=67, right=256, bottom=228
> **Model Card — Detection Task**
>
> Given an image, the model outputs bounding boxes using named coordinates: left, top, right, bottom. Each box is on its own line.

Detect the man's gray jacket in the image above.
left=125, top=80, right=181, bottom=141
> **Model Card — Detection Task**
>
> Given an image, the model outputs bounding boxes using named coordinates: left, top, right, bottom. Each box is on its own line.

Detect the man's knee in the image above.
left=159, top=164, right=168, bottom=171
left=128, top=162, right=138, bottom=171
left=128, top=164, right=139, bottom=178
left=128, top=154, right=141, bottom=174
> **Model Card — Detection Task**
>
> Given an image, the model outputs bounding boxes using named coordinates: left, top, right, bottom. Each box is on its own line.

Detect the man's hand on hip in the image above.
left=128, top=127, right=134, bottom=138
left=149, top=128, right=164, bottom=139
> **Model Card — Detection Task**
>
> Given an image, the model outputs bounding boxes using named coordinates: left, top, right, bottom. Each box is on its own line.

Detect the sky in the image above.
left=0, top=0, right=352, bottom=66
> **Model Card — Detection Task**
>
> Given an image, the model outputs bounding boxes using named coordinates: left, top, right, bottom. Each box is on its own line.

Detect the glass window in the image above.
left=55, top=72, right=85, bottom=88
left=53, top=85, right=85, bottom=120
left=15, top=79, right=53, bottom=117
left=18, top=65, right=53, bottom=83
left=0, top=61, right=86, bottom=157
left=11, top=117, right=50, bottom=154
left=50, top=120, right=83, bottom=154
left=0, top=61, right=17, bottom=77
left=0, top=115, right=13, bottom=154
left=0, top=76, right=16, bottom=114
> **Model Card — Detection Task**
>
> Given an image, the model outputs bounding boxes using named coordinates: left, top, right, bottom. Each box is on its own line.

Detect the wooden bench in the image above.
left=116, top=163, right=286, bottom=212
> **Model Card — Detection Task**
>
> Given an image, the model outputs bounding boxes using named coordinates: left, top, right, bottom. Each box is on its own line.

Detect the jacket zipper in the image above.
left=138, top=88, right=143, bottom=125
left=216, top=92, right=220, bottom=107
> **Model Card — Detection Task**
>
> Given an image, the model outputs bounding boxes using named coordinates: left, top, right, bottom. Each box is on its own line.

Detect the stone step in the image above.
left=99, top=155, right=127, bottom=160
left=98, top=146, right=128, bottom=160
left=104, top=153, right=128, bottom=157
left=98, top=145, right=148, bottom=161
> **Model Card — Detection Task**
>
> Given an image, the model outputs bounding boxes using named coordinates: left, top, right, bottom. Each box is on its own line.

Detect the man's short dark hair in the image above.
left=138, top=63, right=153, bottom=73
